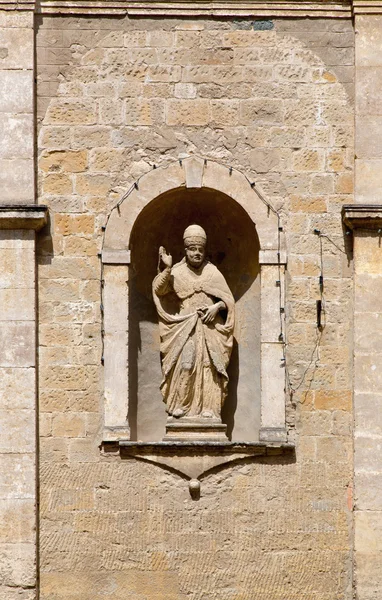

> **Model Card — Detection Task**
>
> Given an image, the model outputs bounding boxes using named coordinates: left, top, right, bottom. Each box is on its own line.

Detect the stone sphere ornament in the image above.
left=188, top=478, right=201, bottom=499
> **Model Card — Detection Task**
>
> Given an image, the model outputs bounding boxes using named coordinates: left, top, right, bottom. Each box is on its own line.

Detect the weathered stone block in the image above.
left=42, top=173, right=72, bottom=195
left=45, top=99, right=97, bottom=125
left=40, top=150, right=88, bottom=173
left=0, top=542, right=35, bottom=588
left=0, top=499, right=35, bottom=543
left=166, top=99, right=210, bottom=126
left=0, top=159, right=34, bottom=203
left=0, top=454, right=35, bottom=499
left=0, top=323, right=35, bottom=368
left=125, top=98, right=164, bottom=126
left=0, top=71, right=33, bottom=114
left=54, top=214, right=94, bottom=236
left=52, top=413, right=86, bottom=438
left=0, top=115, right=33, bottom=160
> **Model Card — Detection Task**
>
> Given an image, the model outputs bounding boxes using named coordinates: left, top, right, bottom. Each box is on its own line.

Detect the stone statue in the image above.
left=152, top=225, right=235, bottom=427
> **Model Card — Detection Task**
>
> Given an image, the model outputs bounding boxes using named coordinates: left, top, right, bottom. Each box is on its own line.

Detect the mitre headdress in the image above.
left=183, top=224, right=207, bottom=247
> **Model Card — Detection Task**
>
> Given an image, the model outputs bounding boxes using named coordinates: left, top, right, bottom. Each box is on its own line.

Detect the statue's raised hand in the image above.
left=159, top=246, right=172, bottom=269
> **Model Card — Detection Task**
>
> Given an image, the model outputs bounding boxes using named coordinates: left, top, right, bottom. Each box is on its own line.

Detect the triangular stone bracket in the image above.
left=119, top=441, right=295, bottom=497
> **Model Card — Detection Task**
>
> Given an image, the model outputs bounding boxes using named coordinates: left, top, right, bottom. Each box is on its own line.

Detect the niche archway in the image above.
left=102, top=157, right=287, bottom=444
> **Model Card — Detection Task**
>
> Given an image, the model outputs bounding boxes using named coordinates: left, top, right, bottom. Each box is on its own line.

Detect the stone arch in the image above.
left=102, top=157, right=286, bottom=443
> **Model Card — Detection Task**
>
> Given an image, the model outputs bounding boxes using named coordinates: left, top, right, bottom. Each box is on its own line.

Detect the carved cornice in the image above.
left=0, top=205, right=48, bottom=230
left=1, top=0, right=380, bottom=16
left=352, top=0, right=382, bottom=14
left=0, top=0, right=35, bottom=9
left=342, top=204, right=382, bottom=230
left=36, top=0, right=352, bottom=16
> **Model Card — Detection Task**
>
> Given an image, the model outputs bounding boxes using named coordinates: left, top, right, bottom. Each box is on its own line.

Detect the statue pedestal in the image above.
left=163, top=417, right=228, bottom=442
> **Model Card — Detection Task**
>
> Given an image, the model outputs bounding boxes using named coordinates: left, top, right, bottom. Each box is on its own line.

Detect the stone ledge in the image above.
left=0, top=0, right=35, bottom=9
left=119, top=440, right=294, bottom=452
left=0, top=206, right=48, bottom=231
left=36, top=0, right=352, bottom=16
left=352, top=0, right=382, bottom=14
left=342, top=204, right=382, bottom=230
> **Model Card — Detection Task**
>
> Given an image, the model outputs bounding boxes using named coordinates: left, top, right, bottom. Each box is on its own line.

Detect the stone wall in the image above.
left=0, top=11, right=34, bottom=203
left=36, top=15, right=354, bottom=599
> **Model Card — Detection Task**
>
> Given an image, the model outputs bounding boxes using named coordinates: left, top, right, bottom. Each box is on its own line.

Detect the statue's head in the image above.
left=183, top=224, right=207, bottom=269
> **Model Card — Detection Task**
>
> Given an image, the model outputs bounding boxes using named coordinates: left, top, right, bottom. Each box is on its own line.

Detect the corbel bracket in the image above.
left=118, top=440, right=294, bottom=497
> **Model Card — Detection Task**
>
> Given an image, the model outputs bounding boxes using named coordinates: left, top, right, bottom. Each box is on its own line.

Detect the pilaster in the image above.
left=343, top=206, right=382, bottom=599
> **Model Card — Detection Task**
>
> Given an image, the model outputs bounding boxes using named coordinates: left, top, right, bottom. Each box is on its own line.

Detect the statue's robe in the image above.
left=153, top=259, right=235, bottom=418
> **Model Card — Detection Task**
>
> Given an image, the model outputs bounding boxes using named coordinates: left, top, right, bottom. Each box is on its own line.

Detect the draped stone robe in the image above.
left=153, top=258, right=235, bottom=419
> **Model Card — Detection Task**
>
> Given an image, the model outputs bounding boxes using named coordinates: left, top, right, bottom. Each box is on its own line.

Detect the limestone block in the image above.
left=355, top=393, right=382, bottom=436
left=0, top=542, right=35, bottom=588
left=356, top=473, right=382, bottom=510
left=355, top=552, right=382, bottom=597
left=355, top=276, right=382, bottom=316
left=103, top=265, right=128, bottom=332
left=0, top=159, right=34, bottom=203
left=68, top=439, right=99, bottom=463
left=356, top=115, right=382, bottom=159
left=211, top=100, right=239, bottom=126
left=184, top=156, right=204, bottom=188
left=70, top=126, right=111, bottom=150
left=0, top=323, right=35, bottom=368
left=355, top=511, right=382, bottom=553
left=314, top=390, right=352, bottom=411
left=45, top=99, right=97, bottom=125
left=0, top=368, right=34, bottom=410
left=39, top=438, right=68, bottom=463
left=0, top=71, right=33, bottom=114
left=261, top=342, right=285, bottom=428
left=52, top=413, right=86, bottom=438
left=39, top=365, right=98, bottom=391
left=123, top=31, right=146, bottom=47
left=89, top=148, right=126, bottom=172
left=0, top=410, right=35, bottom=453
left=357, top=66, right=382, bottom=116
left=0, top=454, right=35, bottom=499
left=0, top=13, right=33, bottom=28
left=0, top=28, right=33, bottom=69
left=39, top=256, right=99, bottom=281
left=99, top=98, right=123, bottom=125
left=0, top=247, right=34, bottom=289
left=75, top=174, right=111, bottom=196
left=356, top=15, right=382, bottom=67
left=55, top=214, right=94, bottom=236
left=0, top=115, right=33, bottom=160
left=39, top=149, right=88, bottom=173
left=261, top=265, right=284, bottom=343
left=166, top=99, right=210, bottom=126
left=0, top=499, right=35, bottom=543
left=174, top=83, right=196, bottom=99
left=104, top=331, right=129, bottom=426
left=145, top=65, right=182, bottom=84
left=0, top=288, right=34, bottom=321
left=240, top=99, right=283, bottom=125
left=124, top=98, right=164, bottom=126
left=355, top=435, right=382, bottom=473
left=356, top=159, right=382, bottom=202
left=0, top=231, right=34, bottom=250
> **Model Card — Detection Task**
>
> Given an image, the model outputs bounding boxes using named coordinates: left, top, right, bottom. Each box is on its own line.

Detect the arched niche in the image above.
left=129, top=186, right=260, bottom=441
left=102, top=157, right=287, bottom=444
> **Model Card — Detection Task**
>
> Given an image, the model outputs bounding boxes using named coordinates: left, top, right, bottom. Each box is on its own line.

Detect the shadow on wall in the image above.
left=128, top=186, right=260, bottom=442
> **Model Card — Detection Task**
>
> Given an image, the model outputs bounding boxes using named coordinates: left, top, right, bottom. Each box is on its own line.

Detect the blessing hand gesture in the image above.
left=159, top=246, right=172, bottom=269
